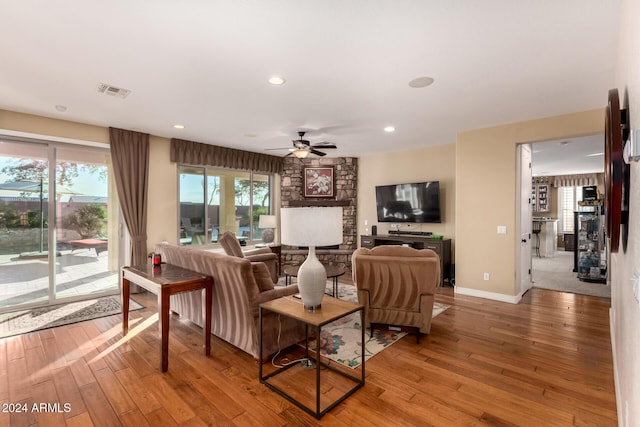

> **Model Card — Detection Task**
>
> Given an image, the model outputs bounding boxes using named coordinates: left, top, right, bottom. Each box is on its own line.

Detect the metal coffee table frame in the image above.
left=259, top=296, right=365, bottom=419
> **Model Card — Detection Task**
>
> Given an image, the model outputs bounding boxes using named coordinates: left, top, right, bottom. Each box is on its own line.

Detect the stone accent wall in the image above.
left=281, top=157, right=357, bottom=271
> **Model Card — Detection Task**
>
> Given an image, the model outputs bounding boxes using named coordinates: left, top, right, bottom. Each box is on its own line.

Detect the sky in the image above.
left=0, top=158, right=108, bottom=201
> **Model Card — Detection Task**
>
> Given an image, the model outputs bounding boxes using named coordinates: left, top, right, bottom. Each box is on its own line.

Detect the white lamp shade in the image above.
left=258, top=214, right=277, bottom=229
left=281, top=207, right=343, bottom=309
left=280, top=207, right=343, bottom=247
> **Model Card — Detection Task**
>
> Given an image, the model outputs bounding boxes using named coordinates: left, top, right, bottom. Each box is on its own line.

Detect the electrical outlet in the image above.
left=483, top=272, right=490, bottom=281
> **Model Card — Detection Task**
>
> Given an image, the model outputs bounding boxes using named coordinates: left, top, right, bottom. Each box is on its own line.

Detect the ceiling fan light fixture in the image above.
left=293, top=149, right=310, bottom=158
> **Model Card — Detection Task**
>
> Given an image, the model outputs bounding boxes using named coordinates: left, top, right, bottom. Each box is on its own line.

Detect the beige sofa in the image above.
left=352, top=246, right=440, bottom=342
left=155, top=243, right=305, bottom=359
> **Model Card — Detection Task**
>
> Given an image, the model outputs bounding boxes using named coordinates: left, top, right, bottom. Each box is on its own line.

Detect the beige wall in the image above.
left=148, top=135, right=178, bottom=246
left=611, top=0, right=640, bottom=423
left=455, top=109, right=603, bottom=299
left=357, top=143, right=456, bottom=258
left=0, top=110, right=108, bottom=144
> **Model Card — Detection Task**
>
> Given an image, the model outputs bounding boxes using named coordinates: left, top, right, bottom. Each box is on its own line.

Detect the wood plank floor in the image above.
left=0, top=284, right=617, bottom=426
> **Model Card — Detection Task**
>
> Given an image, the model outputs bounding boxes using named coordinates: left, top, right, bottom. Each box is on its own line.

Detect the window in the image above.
left=558, top=186, right=583, bottom=234
left=178, top=166, right=272, bottom=245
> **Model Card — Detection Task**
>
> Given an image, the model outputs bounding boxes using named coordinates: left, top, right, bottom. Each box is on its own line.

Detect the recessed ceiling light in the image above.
left=409, top=76, right=434, bottom=88
left=55, top=105, right=67, bottom=112
left=268, top=76, right=286, bottom=85
left=244, top=133, right=258, bottom=138
left=173, top=124, right=185, bottom=129
left=384, top=126, right=396, bottom=132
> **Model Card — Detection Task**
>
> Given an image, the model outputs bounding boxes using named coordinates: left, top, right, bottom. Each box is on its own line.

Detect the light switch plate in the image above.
left=497, top=226, right=507, bottom=234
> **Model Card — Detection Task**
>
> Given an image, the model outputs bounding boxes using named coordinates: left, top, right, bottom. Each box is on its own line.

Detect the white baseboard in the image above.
left=454, top=286, right=522, bottom=304
left=610, top=307, right=623, bottom=426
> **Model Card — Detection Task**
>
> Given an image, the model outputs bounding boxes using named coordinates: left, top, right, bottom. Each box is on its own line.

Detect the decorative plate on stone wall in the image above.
left=304, top=167, right=334, bottom=198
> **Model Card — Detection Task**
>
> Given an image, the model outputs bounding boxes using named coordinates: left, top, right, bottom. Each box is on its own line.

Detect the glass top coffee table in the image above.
left=283, top=265, right=346, bottom=298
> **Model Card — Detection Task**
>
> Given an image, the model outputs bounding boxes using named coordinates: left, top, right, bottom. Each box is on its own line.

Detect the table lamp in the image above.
left=258, top=214, right=277, bottom=244
left=280, top=207, right=343, bottom=310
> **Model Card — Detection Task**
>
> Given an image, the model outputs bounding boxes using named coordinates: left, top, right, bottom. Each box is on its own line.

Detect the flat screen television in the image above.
left=375, top=181, right=441, bottom=223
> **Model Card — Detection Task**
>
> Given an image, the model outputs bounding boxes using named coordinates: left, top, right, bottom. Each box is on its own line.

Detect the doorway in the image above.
left=0, top=137, right=123, bottom=313
left=516, top=144, right=533, bottom=298
left=523, top=135, right=610, bottom=298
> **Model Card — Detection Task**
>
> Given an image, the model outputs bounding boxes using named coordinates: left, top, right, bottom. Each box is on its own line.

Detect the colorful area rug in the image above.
left=0, top=295, right=143, bottom=338
left=308, top=282, right=450, bottom=369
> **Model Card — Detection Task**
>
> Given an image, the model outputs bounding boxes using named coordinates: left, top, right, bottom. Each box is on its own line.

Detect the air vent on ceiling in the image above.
left=97, top=83, right=131, bottom=99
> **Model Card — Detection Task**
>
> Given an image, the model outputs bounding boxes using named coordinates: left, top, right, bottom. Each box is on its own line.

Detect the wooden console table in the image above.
left=121, top=264, right=213, bottom=372
left=360, top=234, right=452, bottom=286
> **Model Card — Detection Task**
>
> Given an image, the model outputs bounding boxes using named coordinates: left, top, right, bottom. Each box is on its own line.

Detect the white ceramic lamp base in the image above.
left=261, top=228, right=274, bottom=243
left=297, top=246, right=327, bottom=310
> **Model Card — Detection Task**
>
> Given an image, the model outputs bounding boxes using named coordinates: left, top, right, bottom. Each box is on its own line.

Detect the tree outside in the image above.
left=62, top=204, right=107, bottom=239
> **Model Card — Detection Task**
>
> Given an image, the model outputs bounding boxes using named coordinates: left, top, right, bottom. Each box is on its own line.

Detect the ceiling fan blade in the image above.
left=264, top=147, right=291, bottom=151
left=310, top=149, right=327, bottom=157
left=311, top=143, right=336, bottom=149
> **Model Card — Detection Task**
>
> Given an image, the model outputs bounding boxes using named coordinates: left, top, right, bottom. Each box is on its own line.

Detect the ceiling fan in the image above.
left=266, top=131, right=337, bottom=158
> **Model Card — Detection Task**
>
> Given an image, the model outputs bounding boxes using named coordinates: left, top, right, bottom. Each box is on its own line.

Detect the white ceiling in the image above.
left=0, top=1, right=619, bottom=174
left=531, top=134, right=605, bottom=176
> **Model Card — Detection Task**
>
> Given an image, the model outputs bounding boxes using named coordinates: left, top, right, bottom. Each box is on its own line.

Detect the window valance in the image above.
left=170, top=138, right=283, bottom=174
left=553, top=173, right=599, bottom=188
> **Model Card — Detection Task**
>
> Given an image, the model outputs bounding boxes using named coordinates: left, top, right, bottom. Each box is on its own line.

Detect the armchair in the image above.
left=219, top=231, right=279, bottom=283
left=352, top=245, right=440, bottom=343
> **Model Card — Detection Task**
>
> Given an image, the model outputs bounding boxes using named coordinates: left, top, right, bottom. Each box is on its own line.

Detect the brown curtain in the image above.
left=170, top=138, right=283, bottom=174
left=109, top=127, right=150, bottom=266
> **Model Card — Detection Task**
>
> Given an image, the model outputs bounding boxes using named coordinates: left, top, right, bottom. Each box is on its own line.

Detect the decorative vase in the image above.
left=297, top=246, right=326, bottom=310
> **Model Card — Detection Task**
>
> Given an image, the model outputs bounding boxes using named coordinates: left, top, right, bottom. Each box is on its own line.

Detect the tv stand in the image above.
left=360, top=234, right=452, bottom=286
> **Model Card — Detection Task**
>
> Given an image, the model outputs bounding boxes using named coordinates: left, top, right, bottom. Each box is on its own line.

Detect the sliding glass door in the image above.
left=54, top=146, right=120, bottom=299
left=0, top=138, right=121, bottom=313
left=0, top=140, right=50, bottom=308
